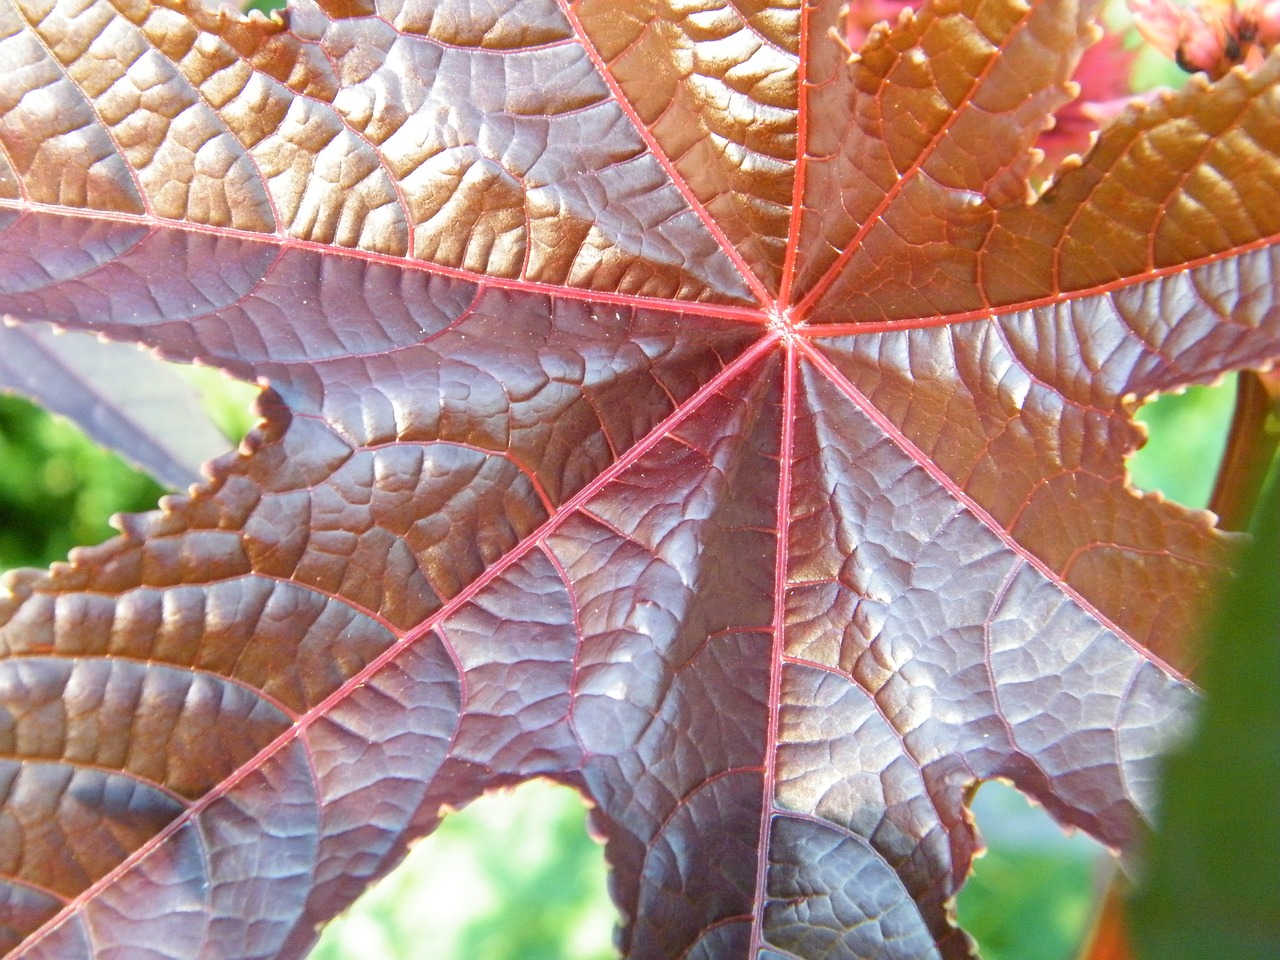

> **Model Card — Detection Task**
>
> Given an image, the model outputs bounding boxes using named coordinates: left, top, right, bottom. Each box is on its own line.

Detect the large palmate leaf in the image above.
left=1, top=0, right=1278, bottom=956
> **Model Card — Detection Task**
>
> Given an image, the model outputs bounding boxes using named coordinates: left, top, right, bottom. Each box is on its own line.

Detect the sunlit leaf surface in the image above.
left=2, top=1, right=1279, bottom=957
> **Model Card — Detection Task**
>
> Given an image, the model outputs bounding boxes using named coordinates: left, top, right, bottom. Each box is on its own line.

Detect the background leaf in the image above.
left=0, top=323, right=235, bottom=490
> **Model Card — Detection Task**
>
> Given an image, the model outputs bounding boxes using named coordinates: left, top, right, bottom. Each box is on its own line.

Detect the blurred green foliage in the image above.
left=310, top=781, right=615, bottom=960
left=0, top=393, right=168, bottom=568
left=1128, top=375, right=1238, bottom=511
left=0, top=364, right=1244, bottom=960
left=1130, top=459, right=1280, bottom=960
left=0, top=367, right=255, bottom=569
left=957, top=847, right=1097, bottom=960
left=243, top=0, right=287, bottom=14
left=957, top=783, right=1105, bottom=960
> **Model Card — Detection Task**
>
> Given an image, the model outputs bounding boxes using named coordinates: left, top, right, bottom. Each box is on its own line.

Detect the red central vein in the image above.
left=750, top=338, right=797, bottom=954
left=17, top=330, right=783, bottom=955
left=790, top=228, right=1280, bottom=338
left=797, top=339, right=1191, bottom=686
left=553, top=0, right=776, bottom=312
left=0, top=199, right=769, bottom=326
left=777, top=0, right=812, bottom=309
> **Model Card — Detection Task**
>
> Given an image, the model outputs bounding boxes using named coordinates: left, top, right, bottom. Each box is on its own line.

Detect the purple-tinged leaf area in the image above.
left=809, top=237, right=1280, bottom=663
left=2, top=0, right=1280, bottom=956
left=0, top=210, right=760, bottom=504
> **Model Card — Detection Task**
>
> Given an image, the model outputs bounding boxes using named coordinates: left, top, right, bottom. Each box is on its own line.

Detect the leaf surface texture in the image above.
left=1, top=0, right=1278, bottom=957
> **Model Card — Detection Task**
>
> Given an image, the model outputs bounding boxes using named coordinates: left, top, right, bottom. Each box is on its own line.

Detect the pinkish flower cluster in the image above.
left=1039, top=30, right=1139, bottom=170
left=1129, top=0, right=1280, bottom=76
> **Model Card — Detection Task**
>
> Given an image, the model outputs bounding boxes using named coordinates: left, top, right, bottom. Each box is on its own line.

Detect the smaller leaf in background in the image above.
left=309, top=781, right=615, bottom=960
left=842, top=0, right=916, bottom=48
left=1128, top=461, right=1280, bottom=960
left=1034, top=28, right=1142, bottom=172
left=170, top=363, right=259, bottom=451
left=0, top=323, right=248, bottom=489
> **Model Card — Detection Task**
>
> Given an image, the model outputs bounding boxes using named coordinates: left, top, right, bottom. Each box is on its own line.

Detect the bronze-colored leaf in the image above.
left=1, top=0, right=1276, bottom=957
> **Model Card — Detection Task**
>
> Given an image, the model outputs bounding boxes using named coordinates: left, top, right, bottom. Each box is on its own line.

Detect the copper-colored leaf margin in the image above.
left=801, top=49, right=1280, bottom=325
left=787, top=0, right=1103, bottom=312
left=0, top=0, right=757, bottom=303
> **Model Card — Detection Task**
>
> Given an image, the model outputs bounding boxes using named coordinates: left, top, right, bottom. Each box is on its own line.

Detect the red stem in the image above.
left=1208, top=370, right=1280, bottom=532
